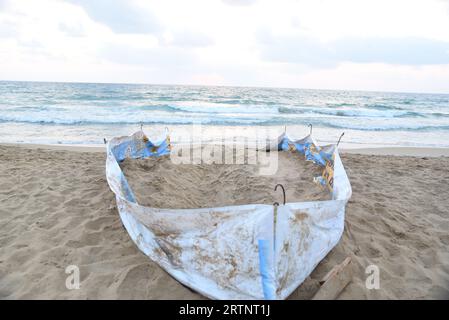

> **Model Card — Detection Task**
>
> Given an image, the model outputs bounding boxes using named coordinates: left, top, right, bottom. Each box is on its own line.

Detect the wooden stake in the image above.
left=312, top=256, right=353, bottom=300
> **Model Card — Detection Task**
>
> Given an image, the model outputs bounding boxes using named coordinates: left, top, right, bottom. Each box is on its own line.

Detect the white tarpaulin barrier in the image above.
left=105, top=131, right=352, bottom=300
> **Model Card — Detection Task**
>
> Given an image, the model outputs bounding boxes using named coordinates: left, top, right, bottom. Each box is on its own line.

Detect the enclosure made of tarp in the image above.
left=105, top=131, right=352, bottom=300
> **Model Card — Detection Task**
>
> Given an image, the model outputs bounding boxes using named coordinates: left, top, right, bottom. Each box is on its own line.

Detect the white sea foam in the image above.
left=1, top=81, right=449, bottom=147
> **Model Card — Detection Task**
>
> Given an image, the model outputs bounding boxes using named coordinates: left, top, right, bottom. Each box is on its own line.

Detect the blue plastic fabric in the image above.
left=279, top=135, right=332, bottom=167
left=258, top=239, right=276, bottom=300
left=111, top=131, right=171, bottom=162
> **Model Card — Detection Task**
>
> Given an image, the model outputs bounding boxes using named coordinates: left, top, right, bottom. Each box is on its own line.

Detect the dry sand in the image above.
left=0, top=144, right=448, bottom=299
left=120, top=149, right=330, bottom=209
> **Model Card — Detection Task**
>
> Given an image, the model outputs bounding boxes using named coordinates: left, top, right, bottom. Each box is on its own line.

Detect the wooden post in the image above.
left=312, top=256, right=353, bottom=300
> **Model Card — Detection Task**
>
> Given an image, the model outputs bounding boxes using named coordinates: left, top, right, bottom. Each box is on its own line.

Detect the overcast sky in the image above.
left=1, top=0, right=449, bottom=93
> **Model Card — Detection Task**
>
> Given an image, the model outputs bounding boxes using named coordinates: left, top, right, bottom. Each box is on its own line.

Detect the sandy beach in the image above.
left=0, top=143, right=448, bottom=299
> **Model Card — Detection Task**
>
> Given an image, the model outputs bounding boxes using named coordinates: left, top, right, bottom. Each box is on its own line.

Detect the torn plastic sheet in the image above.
left=105, top=131, right=352, bottom=300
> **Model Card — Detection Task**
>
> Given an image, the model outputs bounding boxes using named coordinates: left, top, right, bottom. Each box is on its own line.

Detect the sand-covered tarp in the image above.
left=105, top=131, right=352, bottom=300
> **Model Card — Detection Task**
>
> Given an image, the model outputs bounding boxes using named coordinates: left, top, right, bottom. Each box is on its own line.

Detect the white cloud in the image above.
left=221, top=0, right=258, bottom=6
left=66, top=0, right=160, bottom=34
left=163, top=30, right=215, bottom=48
left=1, top=0, right=449, bottom=92
left=257, top=32, right=449, bottom=66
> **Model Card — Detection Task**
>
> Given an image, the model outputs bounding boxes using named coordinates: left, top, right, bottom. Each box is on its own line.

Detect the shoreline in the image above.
left=2, top=142, right=449, bottom=157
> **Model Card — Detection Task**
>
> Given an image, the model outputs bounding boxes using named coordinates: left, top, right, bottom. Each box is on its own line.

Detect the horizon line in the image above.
left=1, top=78, right=448, bottom=96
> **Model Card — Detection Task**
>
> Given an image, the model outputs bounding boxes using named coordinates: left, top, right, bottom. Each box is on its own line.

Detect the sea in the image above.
left=1, top=80, right=449, bottom=148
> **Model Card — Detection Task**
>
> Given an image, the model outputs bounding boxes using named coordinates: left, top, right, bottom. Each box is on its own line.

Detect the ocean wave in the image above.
left=2, top=116, right=449, bottom=132
left=429, top=112, right=449, bottom=118
left=156, top=102, right=279, bottom=114
left=325, top=102, right=357, bottom=107
left=136, top=104, right=183, bottom=112
left=2, top=82, right=449, bottom=135
left=306, top=121, right=449, bottom=132
left=363, top=103, right=404, bottom=111
left=400, top=99, right=415, bottom=105
left=278, top=106, right=423, bottom=118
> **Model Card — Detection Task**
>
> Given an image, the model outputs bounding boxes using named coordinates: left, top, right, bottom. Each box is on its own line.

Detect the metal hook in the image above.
left=274, top=183, right=286, bottom=205
left=337, top=132, right=345, bottom=146
left=308, top=123, right=313, bottom=135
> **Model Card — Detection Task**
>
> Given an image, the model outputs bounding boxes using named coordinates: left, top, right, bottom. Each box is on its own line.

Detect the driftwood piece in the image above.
left=312, top=256, right=353, bottom=300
